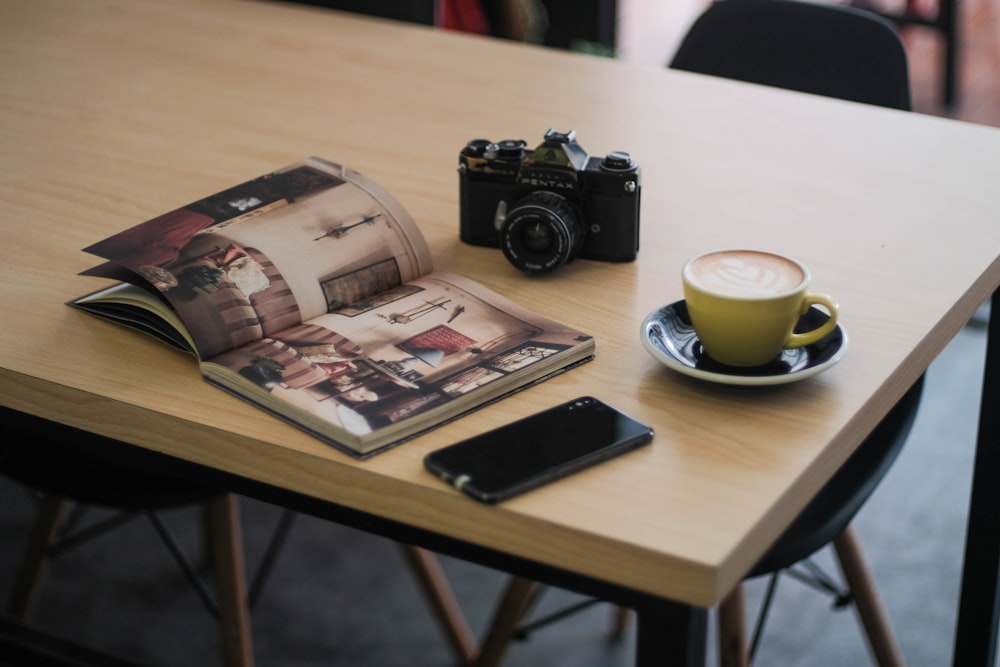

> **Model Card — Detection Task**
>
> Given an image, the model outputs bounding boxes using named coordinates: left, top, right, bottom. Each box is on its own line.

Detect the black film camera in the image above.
left=458, top=129, right=641, bottom=274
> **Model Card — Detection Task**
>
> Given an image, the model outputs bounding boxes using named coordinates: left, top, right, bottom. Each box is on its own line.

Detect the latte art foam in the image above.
left=687, top=251, right=804, bottom=297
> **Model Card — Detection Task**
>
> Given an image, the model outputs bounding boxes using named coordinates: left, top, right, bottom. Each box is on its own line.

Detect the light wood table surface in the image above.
left=2, top=1, right=1000, bottom=664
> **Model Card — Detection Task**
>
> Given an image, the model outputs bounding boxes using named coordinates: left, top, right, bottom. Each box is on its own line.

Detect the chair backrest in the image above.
left=669, top=0, right=912, bottom=111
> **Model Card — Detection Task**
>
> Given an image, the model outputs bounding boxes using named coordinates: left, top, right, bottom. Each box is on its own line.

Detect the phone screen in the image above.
left=423, top=396, right=653, bottom=503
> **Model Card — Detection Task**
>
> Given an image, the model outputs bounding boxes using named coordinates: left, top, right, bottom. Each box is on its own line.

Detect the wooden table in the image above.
left=1, top=1, right=999, bottom=664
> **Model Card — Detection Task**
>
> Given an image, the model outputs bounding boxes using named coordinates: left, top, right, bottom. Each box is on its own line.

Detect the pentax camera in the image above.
left=458, top=129, right=641, bottom=274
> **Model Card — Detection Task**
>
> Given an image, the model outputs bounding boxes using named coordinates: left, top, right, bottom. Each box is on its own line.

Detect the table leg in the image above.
left=953, top=289, right=1000, bottom=666
left=634, top=595, right=707, bottom=667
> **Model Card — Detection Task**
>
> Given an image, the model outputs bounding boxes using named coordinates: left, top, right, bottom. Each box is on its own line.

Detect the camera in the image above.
left=458, top=129, right=641, bottom=274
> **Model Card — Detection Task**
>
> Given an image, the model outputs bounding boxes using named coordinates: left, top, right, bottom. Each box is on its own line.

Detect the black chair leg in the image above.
left=248, top=509, right=297, bottom=608
left=147, top=509, right=220, bottom=615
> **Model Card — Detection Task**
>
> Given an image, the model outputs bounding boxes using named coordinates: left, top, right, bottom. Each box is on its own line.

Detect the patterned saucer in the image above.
left=640, top=300, right=847, bottom=386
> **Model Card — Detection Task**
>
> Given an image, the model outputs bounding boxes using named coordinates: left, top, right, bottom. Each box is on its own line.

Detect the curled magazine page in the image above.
left=81, top=158, right=433, bottom=359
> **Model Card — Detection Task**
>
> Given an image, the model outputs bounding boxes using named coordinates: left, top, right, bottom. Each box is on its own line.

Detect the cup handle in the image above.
left=785, top=294, right=838, bottom=349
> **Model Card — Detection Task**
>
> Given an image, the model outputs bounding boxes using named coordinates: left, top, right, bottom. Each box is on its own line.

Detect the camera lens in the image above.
left=500, top=192, right=582, bottom=274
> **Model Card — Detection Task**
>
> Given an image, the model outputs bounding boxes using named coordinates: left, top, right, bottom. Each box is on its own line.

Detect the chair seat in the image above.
left=2, top=410, right=221, bottom=511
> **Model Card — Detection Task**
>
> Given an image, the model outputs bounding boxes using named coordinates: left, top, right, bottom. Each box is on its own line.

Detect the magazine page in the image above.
left=81, top=157, right=433, bottom=359
left=73, top=282, right=196, bottom=353
left=202, top=272, right=595, bottom=454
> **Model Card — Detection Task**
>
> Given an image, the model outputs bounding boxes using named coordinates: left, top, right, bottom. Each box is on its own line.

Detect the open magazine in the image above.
left=72, top=157, right=594, bottom=457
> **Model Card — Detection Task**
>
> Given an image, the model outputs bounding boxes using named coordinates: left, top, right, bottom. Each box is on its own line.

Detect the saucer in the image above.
left=640, top=300, right=847, bottom=386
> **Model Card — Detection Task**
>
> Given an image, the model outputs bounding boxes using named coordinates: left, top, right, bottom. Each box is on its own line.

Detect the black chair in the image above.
left=670, top=0, right=911, bottom=111
left=667, top=6, right=914, bottom=657
left=1, top=409, right=479, bottom=667
left=716, top=376, right=923, bottom=665
left=0, top=410, right=260, bottom=666
left=474, top=3, right=916, bottom=665
left=476, top=379, right=923, bottom=667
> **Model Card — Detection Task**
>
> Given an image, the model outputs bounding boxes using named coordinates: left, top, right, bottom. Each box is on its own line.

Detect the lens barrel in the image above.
left=500, top=192, right=582, bottom=274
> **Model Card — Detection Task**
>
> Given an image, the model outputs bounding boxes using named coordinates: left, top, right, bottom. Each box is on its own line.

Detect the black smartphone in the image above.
left=423, top=396, right=653, bottom=503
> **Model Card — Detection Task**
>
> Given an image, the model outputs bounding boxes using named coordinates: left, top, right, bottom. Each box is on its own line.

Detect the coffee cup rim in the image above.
left=682, top=248, right=810, bottom=299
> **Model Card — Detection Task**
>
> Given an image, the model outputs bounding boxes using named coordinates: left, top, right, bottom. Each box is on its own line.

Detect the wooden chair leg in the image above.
left=610, top=605, right=632, bottom=640
left=7, top=494, right=69, bottom=618
left=833, top=525, right=905, bottom=667
left=717, top=582, right=750, bottom=667
left=475, top=577, right=541, bottom=667
left=207, top=494, right=255, bottom=667
left=400, top=545, right=478, bottom=666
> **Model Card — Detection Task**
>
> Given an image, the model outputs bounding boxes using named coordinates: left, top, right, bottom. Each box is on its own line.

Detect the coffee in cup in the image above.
left=682, top=249, right=838, bottom=367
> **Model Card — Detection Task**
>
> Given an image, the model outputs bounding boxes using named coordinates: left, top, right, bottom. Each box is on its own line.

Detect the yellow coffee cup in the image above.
left=682, top=249, right=838, bottom=367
